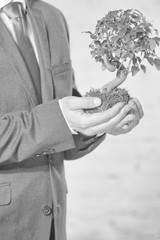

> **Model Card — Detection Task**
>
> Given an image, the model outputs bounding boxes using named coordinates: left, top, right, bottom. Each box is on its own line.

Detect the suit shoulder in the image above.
left=33, top=1, right=70, bottom=41
left=33, top=1, right=66, bottom=23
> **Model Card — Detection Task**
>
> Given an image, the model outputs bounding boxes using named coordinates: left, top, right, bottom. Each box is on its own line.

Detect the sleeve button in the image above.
left=42, top=206, right=52, bottom=216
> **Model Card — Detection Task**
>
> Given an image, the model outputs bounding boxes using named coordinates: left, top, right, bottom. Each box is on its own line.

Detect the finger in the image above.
left=67, top=96, right=102, bottom=110
left=117, top=114, right=137, bottom=129
left=89, top=103, right=132, bottom=132
left=83, top=117, right=133, bottom=136
left=128, top=100, right=140, bottom=118
left=82, top=102, right=126, bottom=128
left=129, top=98, right=144, bottom=119
left=104, top=104, right=132, bottom=127
left=111, top=113, right=139, bottom=135
left=128, top=99, right=137, bottom=112
left=78, top=105, right=132, bottom=135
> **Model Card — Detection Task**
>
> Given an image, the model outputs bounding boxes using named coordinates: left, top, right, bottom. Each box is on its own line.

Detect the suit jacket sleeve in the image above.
left=0, top=100, right=76, bottom=164
left=0, top=98, right=106, bottom=164
left=64, top=133, right=106, bottom=160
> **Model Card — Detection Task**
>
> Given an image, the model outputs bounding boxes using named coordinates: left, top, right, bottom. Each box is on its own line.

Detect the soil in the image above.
left=85, top=87, right=131, bottom=113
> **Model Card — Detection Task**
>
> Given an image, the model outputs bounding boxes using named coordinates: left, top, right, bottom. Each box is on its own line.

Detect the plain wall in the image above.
left=44, top=1, right=160, bottom=239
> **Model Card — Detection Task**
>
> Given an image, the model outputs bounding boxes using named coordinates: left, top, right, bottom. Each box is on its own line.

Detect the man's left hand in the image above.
left=108, top=98, right=144, bottom=135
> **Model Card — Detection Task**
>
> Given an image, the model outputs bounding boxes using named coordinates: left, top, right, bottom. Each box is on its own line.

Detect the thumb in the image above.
left=70, top=96, right=102, bottom=110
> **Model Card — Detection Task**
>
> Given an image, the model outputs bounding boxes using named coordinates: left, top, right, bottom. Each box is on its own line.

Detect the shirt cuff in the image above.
left=59, top=99, right=78, bottom=135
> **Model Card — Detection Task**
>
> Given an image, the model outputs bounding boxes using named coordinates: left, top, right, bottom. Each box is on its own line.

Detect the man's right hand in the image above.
left=60, top=96, right=138, bottom=136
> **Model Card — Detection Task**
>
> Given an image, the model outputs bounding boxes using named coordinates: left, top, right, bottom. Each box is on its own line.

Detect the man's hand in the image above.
left=61, top=96, right=144, bottom=136
left=107, top=98, right=144, bottom=135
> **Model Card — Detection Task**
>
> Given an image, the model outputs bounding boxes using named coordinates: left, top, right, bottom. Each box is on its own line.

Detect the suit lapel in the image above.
left=0, top=18, right=38, bottom=106
left=0, top=3, right=54, bottom=105
left=27, top=5, right=54, bottom=102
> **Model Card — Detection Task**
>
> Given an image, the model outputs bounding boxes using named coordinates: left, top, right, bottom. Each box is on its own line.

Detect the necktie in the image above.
left=2, top=2, right=41, bottom=103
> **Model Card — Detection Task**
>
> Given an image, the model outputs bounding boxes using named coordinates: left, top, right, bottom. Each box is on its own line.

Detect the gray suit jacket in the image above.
left=0, top=1, right=105, bottom=239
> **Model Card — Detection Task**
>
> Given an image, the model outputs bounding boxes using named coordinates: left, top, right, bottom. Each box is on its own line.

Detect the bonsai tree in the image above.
left=85, top=9, right=160, bottom=112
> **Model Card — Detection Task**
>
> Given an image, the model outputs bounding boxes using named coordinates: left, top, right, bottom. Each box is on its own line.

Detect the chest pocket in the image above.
left=51, top=61, right=73, bottom=99
left=0, top=183, right=12, bottom=206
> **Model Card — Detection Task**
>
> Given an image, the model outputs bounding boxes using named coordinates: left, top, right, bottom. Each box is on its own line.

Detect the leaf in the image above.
left=110, top=36, right=119, bottom=43
left=95, top=56, right=101, bottom=62
left=94, top=40, right=101, bottom=45
left=90, top=50, right=97, bottom=58
left=154, top=29, right=159, bottom=36
left=140, top=64, right=146, bottom=73
left=131, top=66, right=140, bottom=76
left=145, top=25, right=152, bottom=33
left=154, top=58, right=160, bottom=70
left=89, top=44, right=94, bottom=49
left=128, top=41, right=135, bottom=50
left=83, top=31, right=98, bottom=40
left=90, top=34, right=98, bottom=40
left=98, top=32, right=104, bottom=40
left=137, top=57, right=142, bottom=63
left=83, top=31, right=92, bottom=35
left=149, top=39, right=157, bottom=51
left=153, top=37, right=160, bottom=46
left=101, top=63, right=107, bottom=71
left=114, top=49, right=121, bottom=58
left=147, top=57, right=154, bottom=66
left=121, top=52, right=133, bottom=60
left=97, top=20, right=104, bottom=27
left=132, top=57, right=137, bottom=65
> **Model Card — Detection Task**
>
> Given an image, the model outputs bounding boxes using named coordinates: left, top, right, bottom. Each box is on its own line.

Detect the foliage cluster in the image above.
left=86, top=9, right=160, bottom=76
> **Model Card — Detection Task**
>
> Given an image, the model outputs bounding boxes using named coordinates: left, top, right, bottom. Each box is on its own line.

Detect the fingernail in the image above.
left=94, top=98, right=101, bottom=106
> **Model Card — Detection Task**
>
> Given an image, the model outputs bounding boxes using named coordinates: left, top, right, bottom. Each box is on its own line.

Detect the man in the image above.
left=0, top=0, right=143, bottom=239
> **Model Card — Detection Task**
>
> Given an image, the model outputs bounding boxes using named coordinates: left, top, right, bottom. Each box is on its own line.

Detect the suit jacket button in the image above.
left=42, top=206, right=52, bottom=216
